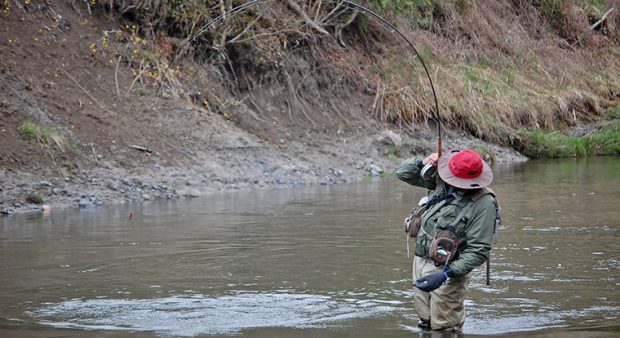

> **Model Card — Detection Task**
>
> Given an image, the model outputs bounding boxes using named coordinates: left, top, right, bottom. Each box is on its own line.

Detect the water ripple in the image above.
left=27, top=291, right=398, bottom=336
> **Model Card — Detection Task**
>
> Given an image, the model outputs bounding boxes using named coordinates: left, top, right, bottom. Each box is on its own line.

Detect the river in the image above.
left=1, top=157, right=618, bottom=337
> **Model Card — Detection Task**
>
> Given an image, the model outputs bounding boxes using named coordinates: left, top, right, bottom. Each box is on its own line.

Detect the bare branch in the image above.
left=114, top=55, right=122, bottom=98
left=286, top=0, right=330, bottom=36
left=227, top=12, right=264, bottom=44
left=319, top=1, right=346, bottom=26
left=589, top=7, right=615, bottom=30
left=129, top=144, right=153, bottom=154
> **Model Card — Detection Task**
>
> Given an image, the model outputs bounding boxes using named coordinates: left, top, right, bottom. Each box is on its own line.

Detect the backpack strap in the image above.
left=446, top=203, right=474, bottom=233
left=447, top=188, right=494, bottom=233
left=471, top=187, right=496, bottom=201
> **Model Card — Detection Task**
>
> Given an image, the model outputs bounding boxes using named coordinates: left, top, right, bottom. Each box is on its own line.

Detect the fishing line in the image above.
left=157, top=0, right=443, bottom=156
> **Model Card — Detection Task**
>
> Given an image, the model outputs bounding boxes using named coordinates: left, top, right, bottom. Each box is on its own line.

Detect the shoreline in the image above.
left=1, top=140, right=528, bottom=217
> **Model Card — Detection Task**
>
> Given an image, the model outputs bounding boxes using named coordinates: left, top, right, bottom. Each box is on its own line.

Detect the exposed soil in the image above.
left=0, top=1, right=545, bottom=215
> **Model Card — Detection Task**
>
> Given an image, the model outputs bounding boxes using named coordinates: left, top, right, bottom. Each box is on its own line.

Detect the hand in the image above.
left=422, top=153, right=439, bottom=166
left=414, top=267, right=453, bottom=292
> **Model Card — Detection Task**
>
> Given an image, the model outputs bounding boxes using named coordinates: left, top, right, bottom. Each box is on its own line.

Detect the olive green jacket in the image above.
left=395, top=157, right=497, bottom=278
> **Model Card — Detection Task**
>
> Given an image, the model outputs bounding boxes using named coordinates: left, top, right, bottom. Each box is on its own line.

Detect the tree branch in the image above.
left=286, top=0, right=330, bottom=36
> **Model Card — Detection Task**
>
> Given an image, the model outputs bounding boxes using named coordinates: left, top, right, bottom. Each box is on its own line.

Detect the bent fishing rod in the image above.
left=158, top=0, right=443, bottom=157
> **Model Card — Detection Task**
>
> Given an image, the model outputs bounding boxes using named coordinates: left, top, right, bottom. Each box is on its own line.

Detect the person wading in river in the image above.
left=395, top=149, right=498, bottom=332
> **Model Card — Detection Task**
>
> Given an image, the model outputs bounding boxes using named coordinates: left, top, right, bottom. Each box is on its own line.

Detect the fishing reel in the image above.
left=420, top=163, right=437, bottom=181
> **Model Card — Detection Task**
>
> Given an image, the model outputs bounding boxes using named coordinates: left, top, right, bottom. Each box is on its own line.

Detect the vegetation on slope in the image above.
left=4, top=0, right=620, bottom=159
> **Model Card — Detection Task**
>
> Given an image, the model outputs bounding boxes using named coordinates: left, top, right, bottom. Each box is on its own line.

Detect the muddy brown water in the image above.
left=1, top=157, right=619, bottom=337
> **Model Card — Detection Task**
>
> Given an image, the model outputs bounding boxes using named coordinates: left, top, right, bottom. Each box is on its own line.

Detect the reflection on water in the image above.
left=1, top=157, right=619, bottom=337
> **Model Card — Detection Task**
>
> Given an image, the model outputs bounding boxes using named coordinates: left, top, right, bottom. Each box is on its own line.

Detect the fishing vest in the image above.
left=411, top=186, right=501, bottom=261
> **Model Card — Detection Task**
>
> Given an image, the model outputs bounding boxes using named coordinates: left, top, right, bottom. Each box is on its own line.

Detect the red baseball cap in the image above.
left=437, top=149, right=493, bottom=189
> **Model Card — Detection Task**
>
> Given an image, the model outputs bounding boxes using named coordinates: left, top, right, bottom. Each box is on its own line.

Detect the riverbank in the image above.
left=0, top=128, right=527, bottom=216
left=1, top=1, right=617, bottom=215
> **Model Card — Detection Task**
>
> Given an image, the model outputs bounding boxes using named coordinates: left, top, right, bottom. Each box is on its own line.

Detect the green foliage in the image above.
left=520, top=130, right=584, bottom=158
left=582, top=121, right=620, bottom=155
left=18, top=122, right=66, bottom=155
left=19, top=122, right=40, bottom=141
left=520, top=123, right=620, bottom=158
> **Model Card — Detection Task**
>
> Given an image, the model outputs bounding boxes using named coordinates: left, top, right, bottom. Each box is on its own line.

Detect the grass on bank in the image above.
left=18, top=122, right=67, bottom=158
left=54, top=0, right=619, bottom=160
left=520, top=121, right=620, bottom=158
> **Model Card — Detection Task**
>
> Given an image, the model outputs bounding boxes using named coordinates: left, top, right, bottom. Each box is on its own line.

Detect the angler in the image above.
left=396, top=149, right=500, bottom=332
left=159, top=0, right=480, bottom=331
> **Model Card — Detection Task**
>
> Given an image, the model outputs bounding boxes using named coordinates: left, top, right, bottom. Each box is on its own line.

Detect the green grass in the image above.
left=465, top=68, right=479, bottom=82
left=18, top=122, right=66, bottom=154
left=582, top=121, right=620, bottom=155
left=520, top=122, right=620, bottom=158
left=520, top=130, right=586, bottom=158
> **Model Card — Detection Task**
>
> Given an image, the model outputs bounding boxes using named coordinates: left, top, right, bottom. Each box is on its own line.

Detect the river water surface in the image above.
left=1, top=157, right=619, bottom=337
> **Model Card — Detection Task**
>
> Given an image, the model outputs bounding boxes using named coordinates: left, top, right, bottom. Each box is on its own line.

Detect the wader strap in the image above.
left=446, top=203, right=474, bottom=233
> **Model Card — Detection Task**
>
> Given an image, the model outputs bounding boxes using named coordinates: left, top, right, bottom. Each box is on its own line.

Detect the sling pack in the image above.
left=404, top=204, right=426, bottom=238
left=404, top=193, right=453, bottom=257
left=428, top=203, right=473, bottom=266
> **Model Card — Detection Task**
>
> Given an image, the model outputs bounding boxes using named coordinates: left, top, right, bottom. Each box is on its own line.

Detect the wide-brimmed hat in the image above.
left=438, top=149, right=493, bottom=189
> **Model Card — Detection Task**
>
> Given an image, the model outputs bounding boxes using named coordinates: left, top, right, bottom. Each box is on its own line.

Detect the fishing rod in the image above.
left=158, top=0, right=443, bottom=158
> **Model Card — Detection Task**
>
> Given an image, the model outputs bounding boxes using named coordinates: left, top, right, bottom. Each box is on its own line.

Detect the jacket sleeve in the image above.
left=394, top=157, right=436, bottom=190
left=448, top=195, right=496, bottom=277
